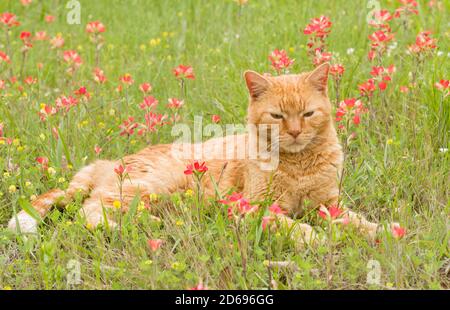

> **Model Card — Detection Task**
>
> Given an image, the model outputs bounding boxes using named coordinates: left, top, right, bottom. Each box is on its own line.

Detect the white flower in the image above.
left=346, top=48, right=355, bottom=55
left=439, top=148, right=448, bottom=153
left=437, top=51, right=443, bottom=57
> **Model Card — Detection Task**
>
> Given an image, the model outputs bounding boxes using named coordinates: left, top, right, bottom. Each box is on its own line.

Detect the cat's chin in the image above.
left=280, top=143, right=308, bottom=153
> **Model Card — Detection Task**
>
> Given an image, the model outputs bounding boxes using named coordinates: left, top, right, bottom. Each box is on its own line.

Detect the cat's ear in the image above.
left=244, top=70, right=270, bottom=100
left=305, top=63, right=330, bottom=94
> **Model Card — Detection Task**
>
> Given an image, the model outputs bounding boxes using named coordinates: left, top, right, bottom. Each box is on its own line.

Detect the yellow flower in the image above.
left=175, top=220, right=184, bottom=226
left=149, top=193, right=158, bottom=201
left=25, top=181, right=32, bottom=187
left=86, top=223, right=94, bottom=231
left=386, top=282, right=394, bottom=288
left=109, top=109, right=115, bottom=116
left=22, top=92, right=27, bottom=98
left=77, top=45, right=83, bottom=51
left=0, top=140, right=5, bottom=145
left=387, top=139, right=394, bottom=145
left=66, top=221, right=73, bottom=226
left=8, top=185, right=17, bottom=193
left=39, top=133, right=46, bottom=141
left=171, top=262, right=180, bottom=270
left=58, top=177, right=66, bottom=183
left=47, top=167, right=56, bottom=175
left=17, top=146, right=24, bottom=152
left=140, top=44, right=146, bottom=51
left=67, top=164, right=73, bottom=170
left=144, top=259, right=153, bottom=265
left=137, top=201, right=146, bottom=212
left=13, top=138, right=20, bottom=146
left=184, top=189, right=194, bottom=198
left=98, top=122, right=105, bottom=129
left=3, top=286, right=12, bottom=290
left=289, top=47, right=295, bottom=53
left=113, top=200, right=122, bottom=209
left=3, top=172, right=10, bottom=178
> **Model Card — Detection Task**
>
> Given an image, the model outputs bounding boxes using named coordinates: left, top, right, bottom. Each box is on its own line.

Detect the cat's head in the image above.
left=244, top=63, right=333, bottom=153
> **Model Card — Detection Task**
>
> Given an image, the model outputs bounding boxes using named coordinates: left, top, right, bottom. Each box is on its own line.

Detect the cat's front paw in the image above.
left=8, top=211, right=38, bottom=234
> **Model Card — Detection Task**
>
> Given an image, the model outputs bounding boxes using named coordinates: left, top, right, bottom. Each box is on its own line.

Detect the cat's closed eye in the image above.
left=303, top=111, right=314, bottom=117
left=270, top=113, right=284, bottom=120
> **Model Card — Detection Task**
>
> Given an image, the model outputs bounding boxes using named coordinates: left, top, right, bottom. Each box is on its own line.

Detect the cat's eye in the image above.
left=270, top=113, right=284, bottom=120
left=303, top=111, right=314, bottom=117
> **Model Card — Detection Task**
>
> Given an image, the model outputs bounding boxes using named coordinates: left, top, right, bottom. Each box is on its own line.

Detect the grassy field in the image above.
left=0, top=0, right=449, bottom=289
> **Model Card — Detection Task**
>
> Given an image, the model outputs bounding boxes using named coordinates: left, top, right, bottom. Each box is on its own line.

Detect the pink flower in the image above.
left=74, top=86, right=90, bottom=100
left=119, top=73, right=134, bottom=86
left=34, top=31, right=48, bottom=41
left=391, top=223, right=406, bottom=239
left=358, top=79, right=376, bottom=97
left=0, top=80, right=5, bottom=90
left=408, top=31, right=437, bottom=54
left=119, top=117, right=138, bottom=136
left=167, top=98, right=184, bottom=109
left=211, top=114, right=221, bottom=123
left=268, top=203, right=287, bottom=215
left=45, top=15, right=55, bottom=23
left=219, top=192, right=258, bottom=218
left=147, top=239, right=163, bottom=252
left=140, top=112, right=167, bottom=134
left=303, top=15, right=332, bottom=38
left=50, top=34, right=64, bottom=49
left=0, top=12, right=20, bottom=28
left=139, top=96, right=158, bottom=110
left=330, top=64, right=345, bottom=77
left=399, top=86, right=409, bottom=93
left=369, top=9, right=393, bottom=28
left=0, top=51, right=11, bottom=63
left=63, top=50, right=82, bottom=67
left=268, top=49, right=295, bottom=73
left=24, top=76, right=37, bottom=85
left=318, top=205, right=349, bottom=225
left=189, top=282, right=207, bottom=290
left=114, top=164, right=132, bottom=177
left=36, top=156, right=49, bottom=169
left=262, top=216, right=275, bottom=230
left=184, top=161, right=208, bottom=175
left=313, top=50, right=332, bottom=66
left=435, top=79, right=449, bottom=97
left=93, top=67, right=107, bottom=84
left=139, top=82, right=152, bottom=93
left=368, top=29, right=395, bottom=46
left=94, top=145, right=102, bottom=155
left=86, top=21, right=106, bottom=34
left=55, top=95, right=78, bottom=113
left=394, top=0, right=419, bottom=18
left=0, top=123, right=3, bottom=137
left=173, top=65, right=195, bottom=80
left=21, top=0, right=33, bottom=6
left=20, top=31, right=32, bottom=42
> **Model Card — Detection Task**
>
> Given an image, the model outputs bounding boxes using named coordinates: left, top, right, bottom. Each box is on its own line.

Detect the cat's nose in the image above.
left=287, top=130, right=301, bottom=138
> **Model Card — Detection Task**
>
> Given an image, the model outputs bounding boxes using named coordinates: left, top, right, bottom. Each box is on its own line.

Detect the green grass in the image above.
left=0, top=0, right=449, bottom=289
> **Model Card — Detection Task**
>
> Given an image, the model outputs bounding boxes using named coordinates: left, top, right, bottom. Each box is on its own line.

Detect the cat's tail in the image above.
left=7, top=164, right=95, bottom=234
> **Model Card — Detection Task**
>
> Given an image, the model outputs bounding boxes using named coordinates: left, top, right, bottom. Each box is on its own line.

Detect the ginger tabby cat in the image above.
left=8, top=63, right=384, bottom=245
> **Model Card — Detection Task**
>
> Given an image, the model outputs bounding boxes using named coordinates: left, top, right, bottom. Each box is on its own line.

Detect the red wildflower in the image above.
left=211, top=114, right=221, bottom=123
left=140, top=112, right=167, bottom=133
left=139, top=82, right=152, bottom=93
left=268, top=203, right=287, bottom=215
left=313, top=50, right=332, bottom=66
left=408, top=31, right=437, bottom=54
left=94, top=145, right=102, bottom=155
left=173, top=65, right=195, bottom=80
left=147, top=239, right=163, bottom=252
left=0, top=51, right=11, bottom=63
left=435, top=79, right=449, bottom=97
left=74, top=86, right=91, bottom=100
left=303, top=15, right=332, bottom=38
left=119, top=73, right=134, bottom=86
left=189, top=283, right=207, bottom=290
left=219, top=192, right=258, bottom=218
left=0, top=12, right=20, bottom=27
left=86, top=21, right=106, bottom=34
left=93, top=67, right=107, bottom=84
left=268, top=49, right=295, bottom=73
left=36, top=156, right=49, bottom=169
left=184, top=161, right=208, bottom=175
left=50, top=34, right=64, bottom=49
left=358, top=79, right=376, bottom=97
left=139, top=96, right=158, bottom=110
left=63, top=50, right=82, bottom=67
left=23, top=76, right=37, bottom=85
left=330, top=64, right=345, bottom=77
left=369, top=9, right=393, bottom=28
left=391, top=223, right=406, bottom=239
left=55, top=95, right=78, bottom=113
left=34, top=31, right=48, bottom=41
left=119, top=117, right=138, bottom=136
left=45, top=15, right=55, bottom=23
left=114, top=163, right=132, bottom=177
left=167, top=98, right=184, bottom=109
